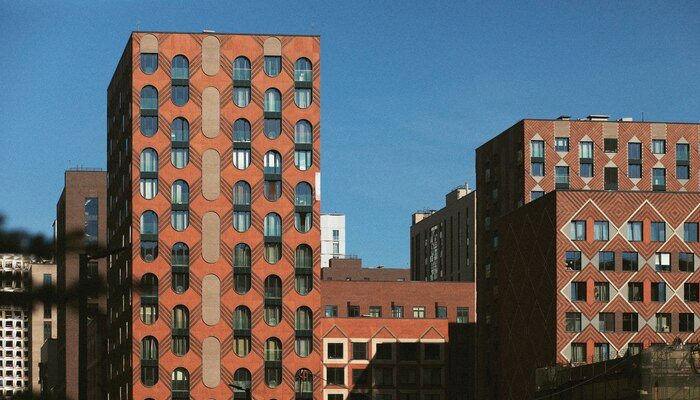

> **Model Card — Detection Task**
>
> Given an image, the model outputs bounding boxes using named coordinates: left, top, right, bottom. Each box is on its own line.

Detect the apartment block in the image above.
left=54, top=169, right=107, bottom=399
left=321, top=214, right=346, bottom=268
left=0, top=254, right=30, bottom=398
left=321, top=280, right=476, bottom=400
left=475, top=117, right=700, bottom=399
left=410, top=184, right=475, bottom=282
left=106, top=32, right=321, bottom=399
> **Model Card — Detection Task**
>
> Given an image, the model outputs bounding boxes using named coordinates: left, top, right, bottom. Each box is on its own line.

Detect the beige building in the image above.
left=410, top=183, right=477, bottom=282
left=30, top=262, right=56, bottom=395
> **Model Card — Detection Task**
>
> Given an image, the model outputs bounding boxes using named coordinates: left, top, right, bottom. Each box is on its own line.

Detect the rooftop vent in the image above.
left=202, top=29, right=215, bottom=33
left=585, top=114, right=610, bottom=121
left=618, top=117, right=633, bottom=122
left=557, top=115, right=571, bottom=120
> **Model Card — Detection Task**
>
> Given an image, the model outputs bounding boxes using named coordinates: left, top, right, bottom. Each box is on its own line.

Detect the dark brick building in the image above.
left=475, top=117, right=700, bottom=399
left=322, top=258, right=410, bottom=282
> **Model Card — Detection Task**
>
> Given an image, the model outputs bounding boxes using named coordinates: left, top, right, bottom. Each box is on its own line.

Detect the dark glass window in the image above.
left=622, top=252, right=638, bottom=271
left=685, top=223, right=699, bottom=242
left=424, top=343, right=441, bottom=360
left=328, top=343, right=343, bottom=359
left=295, top=245, right=312, bottom=295
left=398, top=343, right=418, bottom=361
left=684, top=283, right=699, bottom=302
left=171, top=368, right=189, bottom=400
left=652, top=139, right=666, bottom=154
left=233, top=244, right=251, bottom=294
left=628, top=282, right=643, bottom=302
left=554, top=137, right=569, bottom=152
left=140, top=274, right=158, bottom=324
left=352, top=342, right=368, bottom=360
left=555, top=166, right=569, bottom=188
left=264, top=89, right=282, bottom=139
left=456, top=307, right=469, bottom=323
left=233, top=119, right=251, bottom=170
left=295, top=120, right=313, bottom=171
left=651, top=282, right=667, bottom=302
left=565, top=251, right=581, bottom=270
left=623, top=313, right=638, bottom=332
left=594, top=282, right=610, bottom=302
left=171, top=242, right=189, bottom=294
left=295, top=182, right=313, bottom=233
left=295, top=307, right=312, bottom=357
left=656, top=313, right=671, bottom=333
left=352, top=369, right=369, bottom=385
left=652, top=168, right=666, bottom=190
left=140, top=148, right=158, bottom=199
left=598, top=251, right=614, bottom=271
left=233, top=307, right=251, bottom=357
left=171, top=180, right=189, bottom=231
left=233, top=57, right=251, bottom=107
left=264, top=151, right=282, bottom=201
left=140, top=53, right=158, bottom=74
left=677, top=143, right=690, bottom=179
left=264, top=275, right=282, bottom=326
left=171, top=55, right=189, bottom=106
left=326, top=367, right=344, bottom=386
left=604, top=138, right=618, bottom=153
left=140, top=86, right=158, bottom=136
left=172, top=306, right=189, bottom=356
left=571, top=282, right=586, bottom=301
left=140, top=336, right=158, bottom=386
left=264, top=56, right=281, bottom=77
left=375, top=343, right=392, bottom=360
left=325, top=305, right=338, bottom=318
left=680, top=313, right=695, bottom=332
left=295, top=57, right=312, bottom=81
left=651, top=222, right=666, bottom=242
left=264, top=338, right=282, bottom=387
left=264, top=213, right=282, bottom=264
left=171, top=118, right=189, bottom=168
left=627, top=221, right=643, bottom=241
left=655, top=252, right=671, bottom=272
left=140, top=211, right=158, bottom=262
left=233, top=181, right=251, bottom=232
left=233, top=56, right=251, bottom=80
left=348, top=305, right=360, bottom=317
left=84, top=197, right=98, bottom=247
left=233, top=369, right=251, bottom=399
left=599, top=312, right=615, bottom=332
left=570, top=221, right=586, bottom=241
left=565, top=312, right=581, bottom=332
left=531, top=191, right=544, bottom=200
left=680, top=252, right=695, bottom=272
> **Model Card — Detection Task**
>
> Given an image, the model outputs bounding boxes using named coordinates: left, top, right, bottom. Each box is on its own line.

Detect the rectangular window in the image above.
left=655, top=252, right=671, bottom=272
left=326, top=367, right=344, bottom=385
left=571, top=282, right=587, bottom=301
left=413, top=306, right=425, bottom=318
left=398, top=343, right=418, bottom=362
left=684, top=282, right=699, bottom=302
left=677, top=143, right=690, bottom=161
left=599, top=312, right=615, bottom=332
left=604, top=138, right=618, bottom=153
left=566, top=312, right=581, bottom=332
left=332, top=229, right=340, bottom=241
left=43, top=304, right=51, bottom=319
left=594, top=221, right=609, bottom=241
left=531, top=162, right=544, bottom=177
left=374, top=366, right=393, bottom=386
left=628, top=343, right=643, bottom=356
left=332, top=242, right=340, bottom=254
left=580, top=161, right=594, bottom=178
left=594, top=343, right=610, bottom=362
left=565, top=251, right=582, bottom=271
left=622, top=252, right=638, bottom=271
left=84, top=197, right=98, bottom=246
left=43, top=321, right=51, bottom=341
left=531, top=140, right=545, bottom=158
left=677, top=165, right=690, bottom=179
left=570, top=221, right=586, bottom=241
left=651, top=282, right=667, bottom=302
left=571, top=343, right=586, bottom=363
left=352, top=342, right=368, bottom=360
left=656, top=313, right=671, bottom=333
left=435, top=306, right=447, bottom=319
left=628, top=142, right=642, bottom=159
left=628, top=282, right=643, bottom=302
left=598, top=252, right=614, bottom=271
left=397, top=366, right=417, bottom=385
left=369, top=306, right=382, bottom=318
left=328, top=343, right=344, bottom=359
left=628, top=142, right=642, bottom=179
left=623, top=312, right=639, bottom=332
left=604, top=167, right=618, bottom=190
left=43, top=274, right=52, bottom=287
left=375, top=343, right=392, bottom=360
left=555, top=137, right=569, bottom=152
left=680, top=313, right=695, bottom=332
left=392, top=305, right=404, bottom=318
left=456, top=307, right=469, bottom=324
left=653, top=168, right=666, bottom=191
left=680, top=252, right=695, bottom=272
left=555, top=166, right=570, bottom=189
left=424, top=343, right=441, bottom=360
left=325, top=305, right=338, bottom=318
left=652, top=139, right=666, bottom=154
left=685, top=223, right=699, bottom=242
left=628, top=164, right=642, bottom=179
left=580, top=141, right=594, bottom=159
left=531, top=191, right=544, bottom=201
left=650, top=222, right=666, bottom=242
left=627, top=221, right=642, bottom=241
left=348, top=305, right=360, bottom=317
left=352, top=369, right=369, bottom=385
left=594, top=282, right=610, bottom=302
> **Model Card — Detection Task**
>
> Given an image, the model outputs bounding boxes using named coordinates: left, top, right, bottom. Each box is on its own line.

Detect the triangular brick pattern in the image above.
left=127, top=32, right=322, bottom=400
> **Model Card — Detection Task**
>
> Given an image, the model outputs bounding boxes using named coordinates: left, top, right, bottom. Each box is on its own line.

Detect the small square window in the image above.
left=555, top=137, right=569, bottom=152
left=352, top=342, right=368, bottom=360
left=570, top=221, right=586, bottom=241
left=622, top=252, right=638, bottom=271
left=594, top=282, right=610, bottom=302
left=650, top=222, right=666, bottom=242
left=652, top=139, right=666, bottom=154
left=598, top=252, right=614, bottom=271
left=594, top=221, right=609, bottom=241
left=684, top=283, right=699, bottom=302
left=565, top=251, right=581, bottom=271
left=655, top=253, right=671, bottom=272
left=685, top=223, right=698, bottom=242
left=680, top=252, right=695, bottom=272
left=565, top=312, right=581, bottom=332
left=531, top=191, right=544, bottom=201
left=623, top=313, right=639, bottom=332
left=604, top=138, right=618, bottom=153
left=328, top=343, right=344, bottom=359
left=423, top=343, right=441, bottom=360
left=651, top=282, right=667, bottom=302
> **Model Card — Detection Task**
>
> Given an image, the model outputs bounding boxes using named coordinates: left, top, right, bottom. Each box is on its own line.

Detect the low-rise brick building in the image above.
left=322, top=258, right=410, bottom=282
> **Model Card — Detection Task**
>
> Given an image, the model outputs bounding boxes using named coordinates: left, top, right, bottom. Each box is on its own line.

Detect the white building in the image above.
left=320, top=214, right=346, bottom=268
left=0, top=254, right=30, bottom=397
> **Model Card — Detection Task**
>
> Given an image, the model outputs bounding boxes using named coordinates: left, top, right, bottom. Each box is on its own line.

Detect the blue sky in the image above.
left=1, top=1, right=699, bottom=267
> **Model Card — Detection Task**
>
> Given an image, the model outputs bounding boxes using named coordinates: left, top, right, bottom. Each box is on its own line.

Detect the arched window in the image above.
left=264, top=89, right=281, bottom=139
left=233, top=306, right=251, bottom=357
left=264, top=151, right=282, bottom=201
left=264, top=275, right=282, bottom=326
left=171, top=180, right=189, bottom=231
left=171, top=368, right=190, bottom=400
left=233, top=119, right=251, bottom=170
left=171, top=243, right=189, bottom=294
left=233, top=181, right=251, bottom=232
left=171, top=118, right=189, bottom=168
left=294, top=58, right=312, bottom=82
left=295, top=307, right=312, bottom=357
left=233, top=369, right=251, bottom=399
left=295, top=245, right=312, bottom=295
left=140, top=336, right=158, bottom=386
left=140, top=211, right=158, bottom=261
left=264, top=213, right=282, bottom=264
left=264, top=337, right=282, bottom=387
left=140, top=53, right=158, bottom=75
left=264, top=55, right=281, bottom=77
left=233, top=243, right=251, bottom=294
left=140, top=274, right=158, bottom=324
left=295, top=369, right=313, bottom=399
left=172, top=305, right=190, bottom=356
left=139, top=149, right=158, bottom=199
left=294, top=182, right=313, bottom=233
left=294, top=58, right=313, bottom=109
left=233, top=57, right=251, bottom=107
left=171, top=55, right=189, bottom=106
left=140, top=86, right=158, bottom=136
left=294, top=120, right=313, bottom=171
